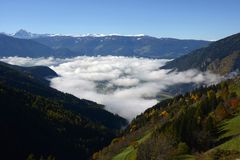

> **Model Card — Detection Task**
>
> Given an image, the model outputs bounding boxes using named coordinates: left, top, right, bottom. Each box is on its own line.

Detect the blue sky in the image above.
left=1, top=0, right=240, bottom=40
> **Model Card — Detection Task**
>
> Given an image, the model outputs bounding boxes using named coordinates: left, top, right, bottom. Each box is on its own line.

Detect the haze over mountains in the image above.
left=0, top=29, right=211, bottom=58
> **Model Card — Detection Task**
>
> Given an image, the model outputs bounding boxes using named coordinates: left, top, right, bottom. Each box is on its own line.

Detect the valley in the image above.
left=0, top=32, right=239, bottom=159
left=0, top=55, right=220, bottom=120
left=0, top=10, right=239, bottom=159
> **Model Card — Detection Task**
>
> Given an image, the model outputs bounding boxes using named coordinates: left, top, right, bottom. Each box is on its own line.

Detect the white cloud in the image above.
left=0, top=56, right=221, bottom=120
left=111, top=78, right=139, bottom=87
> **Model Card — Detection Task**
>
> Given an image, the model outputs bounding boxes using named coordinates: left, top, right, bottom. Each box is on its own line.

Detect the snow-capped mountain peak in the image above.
left=14, top=29, right=34, bottom=39
left=12, top=29, right=148, bottom=39
left=13, top=29, right=53, bottom=39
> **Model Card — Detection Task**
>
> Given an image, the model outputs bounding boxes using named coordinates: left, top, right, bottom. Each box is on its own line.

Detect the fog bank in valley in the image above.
left=0, top=56, right=221, bottom=120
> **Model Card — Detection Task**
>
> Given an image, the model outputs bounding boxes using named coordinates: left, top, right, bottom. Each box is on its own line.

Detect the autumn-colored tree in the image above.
left=215, top=104, right=228, bottom=122
left=160, top=110, right=169, bottom=119
left=228, top=98, right=240, bottom=110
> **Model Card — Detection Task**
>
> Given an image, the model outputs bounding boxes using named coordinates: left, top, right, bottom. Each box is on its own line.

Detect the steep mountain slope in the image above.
left=94, top=77, right=240, bottom=160
left=0, top=61, right=127, bottom=159
left=0, top=61, right=127, bottom=128
left=0, top=84, right=117, bottom=160
left=162, top=33, right=240, bottom=75
left=33, top=35, right=210, bottom=58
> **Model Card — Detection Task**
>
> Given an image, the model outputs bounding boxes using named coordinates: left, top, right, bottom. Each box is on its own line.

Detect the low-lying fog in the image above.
left=0, top=56, right=221, bottom=120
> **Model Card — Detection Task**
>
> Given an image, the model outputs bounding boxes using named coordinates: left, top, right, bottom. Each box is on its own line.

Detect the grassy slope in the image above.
left=200, top=79, right=240, bottom=159
left=200, top=114, right=240, bottom=160
left=220, top=115, right=240, bottom=139
left=217, top=115, right=240, bottom=151
left=112, top=146, right=136, bottom=160
left=215, top=80, right=240, bottom=152
left=112, top=132, right=152, bottom=160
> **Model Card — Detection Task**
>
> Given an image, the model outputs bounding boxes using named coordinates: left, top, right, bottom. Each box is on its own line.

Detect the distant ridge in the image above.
left=162, top=32, right=240, bottom=75
left=31, top=31, right=210, bottom=59
left=0, top=29, right=211, bottom=59
left=0, top=34, right=55, bottom=57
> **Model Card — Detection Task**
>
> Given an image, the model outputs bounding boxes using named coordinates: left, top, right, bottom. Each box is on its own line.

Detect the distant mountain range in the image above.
left=0, top=34, right=55, bottom=57
left=0, top=29, right=211, bottom=58
left=162, top=32, right=240, bottom=75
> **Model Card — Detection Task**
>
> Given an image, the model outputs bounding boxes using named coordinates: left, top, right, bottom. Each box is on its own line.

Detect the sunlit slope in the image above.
left=93, top=76, right=240, bottom=160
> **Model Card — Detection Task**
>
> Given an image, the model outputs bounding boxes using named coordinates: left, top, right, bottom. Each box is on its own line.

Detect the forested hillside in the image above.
left=94, top=76, right=240, bottom=160
left=0, top=62, right=127, bottom=129
left=0, top=62, right=127, bottom=160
